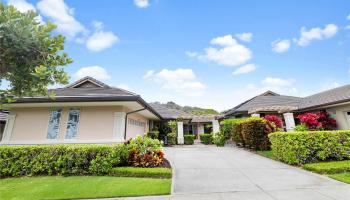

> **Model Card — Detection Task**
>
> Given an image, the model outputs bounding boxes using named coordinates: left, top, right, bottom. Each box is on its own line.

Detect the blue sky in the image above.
left=4, top=0, right=350, bottom=111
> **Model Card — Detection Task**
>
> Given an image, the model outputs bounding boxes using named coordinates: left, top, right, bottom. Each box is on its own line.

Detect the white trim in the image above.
left=0, top=139, right=125, bottom=145
left=68, top=79, right=104, bottom=88
left=113, top=112, right=126, bottom=141
left=2, top=114, right=16, bottom=142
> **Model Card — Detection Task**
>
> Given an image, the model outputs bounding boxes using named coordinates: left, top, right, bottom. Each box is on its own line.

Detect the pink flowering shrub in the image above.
left=264, top=115, right=283, bottom=129
left=297, top=111, right=336, bottom=130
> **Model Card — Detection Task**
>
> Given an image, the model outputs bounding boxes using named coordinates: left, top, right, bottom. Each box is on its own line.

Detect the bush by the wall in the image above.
left=199, top=134, right=213, bottom=144
left=111, top=167, right=172, bottom=178
left=126, top=136, right=164, bottom=167
left=213, top=132, right=225, bottom=147
left=220, top=118, right=243, bottom=140
left=147, top=131, right=159, bottom=139
left=167, top=132, right=177, bottom=145
left=269, top=131, right=350, bottom=165
left=184, top=135, right=195, bottom=145
left=240, top=117, right=271, bottom=150
left=0, top=144, right=127, bottom=177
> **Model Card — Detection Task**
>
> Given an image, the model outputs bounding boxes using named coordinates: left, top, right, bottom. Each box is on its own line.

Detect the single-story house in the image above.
left=149, top=103, right=220, bottom=143
left=0, top=76, right=163, bottom=145
left=223, top=84, right=350, bottom=131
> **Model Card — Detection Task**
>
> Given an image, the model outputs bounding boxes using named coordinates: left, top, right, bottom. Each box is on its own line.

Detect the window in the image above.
left=47, top=109, right=62, bottom=139
left=128, top=118, right=145, bottom=127
left=65, top=109, right=80, bottom=139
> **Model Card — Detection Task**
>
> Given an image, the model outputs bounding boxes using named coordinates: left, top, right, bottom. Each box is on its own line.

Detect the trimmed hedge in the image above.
left=240, top=117, right=271, bottom=150
left=184, top=135, right=195, bottom=145
left=220, top=118, right=243, bottom=140
left=213, top=132, right=225, bottom=147
left=199, top=134, right=213, bottom=144
left=112, top=167, right=172, bottom=178
left=0, top=144, right=127, bottom=177
left=147, top=131, right=159, bottom=139
left=269, top=131, right=350, bottom=165
left=303, top=160, right=350, bottom=174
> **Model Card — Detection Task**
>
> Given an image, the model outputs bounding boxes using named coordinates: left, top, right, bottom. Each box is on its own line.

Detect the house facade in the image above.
left=0, top=77, right=162, bottom=145
left=224, top=85, right=350, bottom=131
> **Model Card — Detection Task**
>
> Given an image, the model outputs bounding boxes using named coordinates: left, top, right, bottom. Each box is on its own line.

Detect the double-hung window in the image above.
left=65, top=108, right=80, bottom=139
left=47, top=109, right=62, bottom=139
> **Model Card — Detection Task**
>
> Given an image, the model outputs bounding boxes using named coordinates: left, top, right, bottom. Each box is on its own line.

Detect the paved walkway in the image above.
left=117, top=145, right=350, bottom=200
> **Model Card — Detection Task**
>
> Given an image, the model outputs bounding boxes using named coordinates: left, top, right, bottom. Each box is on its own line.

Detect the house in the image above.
left=224, top=85, right=350, bottom=131
left=0, top=76, right=163, bottom=145
left=149, top=103, right=220, bottom=143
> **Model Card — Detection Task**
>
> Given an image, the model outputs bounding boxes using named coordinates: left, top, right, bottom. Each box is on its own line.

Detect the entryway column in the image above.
left=177, top=121, right=184, bottom=144
left=198, top=123, right=204, bottom=134
left=212, top=120, right=220, bottom=134
left=283, top=112, right=295, bottom=132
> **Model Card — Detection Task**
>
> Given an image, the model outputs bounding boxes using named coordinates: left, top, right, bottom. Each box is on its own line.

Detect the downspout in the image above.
left=124, top=107, right=147, bottom=140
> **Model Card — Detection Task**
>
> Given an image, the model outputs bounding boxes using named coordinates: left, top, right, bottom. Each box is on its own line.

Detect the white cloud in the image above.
left=143, top=68, right=206, bottom=96
left=271, top=39, right=291, bottom=53
left=86, top=31, right=119, bottom=52
left=294, top=24, right=338, bottom=46
left=347, top=14, right=350, bottom=20
left=232, top=64, right=256, bottom=75
left=73, top=66, right=111, bottom=80
left=193, top=34, right=252, bottom=66
left=185, top=51, right=198, bottom=58
left=134, top=0, right=149, bottom=8
left=8, top=0, right=43, bottom=22
left=37, top=0, right=86, bottom=37
left=235, top=32, right=253, bottom=42
left=262, top=77, right=295, bottom=88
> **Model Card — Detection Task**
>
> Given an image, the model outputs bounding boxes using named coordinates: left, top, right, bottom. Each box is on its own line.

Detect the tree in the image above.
left=0, top=4, right=72, bottom=103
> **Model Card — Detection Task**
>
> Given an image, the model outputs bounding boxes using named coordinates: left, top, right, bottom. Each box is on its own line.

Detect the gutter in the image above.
left=124, top=107, right=147, bottom=140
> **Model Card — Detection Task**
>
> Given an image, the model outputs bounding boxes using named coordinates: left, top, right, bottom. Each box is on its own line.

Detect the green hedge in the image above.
left=111, top=167, right=172, bottom=178
left=147, top=131, right=159, bottom=139
left=220, top=118, right=243, bottom=141
left=184, top=135, right=195, bottom=145
left=0, top=144, right=127, bottom=177
left=269, top=131, right=350, bottom=165
left=303, top=160, right=350, bottom=174
left=199, top=134, right=213, bottom=144
left=213, top=132, right=225, bottom=147
left=240, top=117, right=270, bottom=150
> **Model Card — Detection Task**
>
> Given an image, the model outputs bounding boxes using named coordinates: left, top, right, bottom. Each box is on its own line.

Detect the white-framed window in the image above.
left=47, top=109, right=62, bottom=139
left=65, top=108, right=80, bottom=139
left=128, top=118, right=145, bottom=127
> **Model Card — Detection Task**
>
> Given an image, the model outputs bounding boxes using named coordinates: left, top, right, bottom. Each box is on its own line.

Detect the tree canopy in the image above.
left=0, top=3, right=72, bottom=102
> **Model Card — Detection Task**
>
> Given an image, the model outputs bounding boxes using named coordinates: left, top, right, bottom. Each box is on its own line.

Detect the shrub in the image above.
left=126, top=136, right=164, bottom=167
left=111, top=167, right=172, bottom=178
left=0, top=144, right=127, bottom=177
left=199, top=134, right=213, bottom=144
left=147, top=131, right=159, bottom=139
left=167, top=132, right=177, bottom=145
left=295, top=124, right=308, bottom=132
left=297, top=111, right=337, bottom=130
left=184, top=134, right=195, bottom=145
left=213, top=132, right=225, bottom=147
left=240, top=117, right=273, bottom=150
left=263, top=115, right=283, bottom=129
left=220, top=118, right=243, bottom=140
left=167, top=120, right=177, bottom=133
left=269, top=131, right=350, bottom=165
left=232, top=122, right=244, bottom=145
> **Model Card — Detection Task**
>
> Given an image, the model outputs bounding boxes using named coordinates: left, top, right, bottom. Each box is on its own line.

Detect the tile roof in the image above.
left=299, top=84, right=350, bottom=110
left=148, top=103, right=194, bottom=120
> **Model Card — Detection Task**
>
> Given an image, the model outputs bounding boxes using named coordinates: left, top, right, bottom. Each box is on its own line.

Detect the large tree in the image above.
left=0, top=3, right=72, bottom=102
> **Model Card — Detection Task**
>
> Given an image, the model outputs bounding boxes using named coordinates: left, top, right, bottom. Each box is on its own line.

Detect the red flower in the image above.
left=264, top=115, right=283, bottom=128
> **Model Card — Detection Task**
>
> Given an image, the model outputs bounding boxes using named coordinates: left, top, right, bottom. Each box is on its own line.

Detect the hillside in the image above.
left=152, top=101, right=219, bottom=116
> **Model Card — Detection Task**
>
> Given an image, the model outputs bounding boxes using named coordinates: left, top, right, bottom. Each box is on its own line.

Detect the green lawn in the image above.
left=329, top=173, right=350, bottom=184
left=0, top=176, right=171, bottom=200
left=257, top=150, right=275, bottom=159
left=112, top=167, right=172, bottom=179
left=303, top=160, right=350, bottom=174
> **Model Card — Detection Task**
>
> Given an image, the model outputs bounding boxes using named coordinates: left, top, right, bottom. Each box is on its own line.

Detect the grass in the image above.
left=112, top=167, right=172, bottom=179
left=303, top=160, right=350, bottom=174
left=0, top=176, right=171, bottom=200
left=257, top=150, right=275, bottom=159
left=329, top=173, right=350, bottom=184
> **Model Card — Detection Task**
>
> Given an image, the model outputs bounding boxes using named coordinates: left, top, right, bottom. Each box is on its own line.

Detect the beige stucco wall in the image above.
left=326, top=104, right=350, bottom=130
left=6, top=106, right=148, bottom=144
left=126, top=112, right=149, bottom=140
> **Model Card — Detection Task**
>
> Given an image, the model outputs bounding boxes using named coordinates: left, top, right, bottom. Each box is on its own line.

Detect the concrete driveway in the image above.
left=120, top=145, right=350, bottom=200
